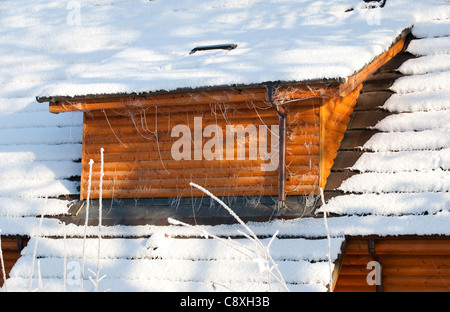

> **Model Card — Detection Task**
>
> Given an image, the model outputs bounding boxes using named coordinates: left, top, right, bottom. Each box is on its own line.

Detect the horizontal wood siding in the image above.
left=81, top=96, right=322, bottom=199
left=1, top=237, right=28, bottom=287
left=334, top=238, right=450, bottom=292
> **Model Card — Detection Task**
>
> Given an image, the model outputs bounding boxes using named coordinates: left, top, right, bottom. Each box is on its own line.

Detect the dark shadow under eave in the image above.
left=58, top=195, right=320, bottom=226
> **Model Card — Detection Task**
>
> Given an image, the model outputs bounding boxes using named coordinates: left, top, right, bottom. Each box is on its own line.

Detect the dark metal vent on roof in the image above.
left=189, top=44, right=237, bottom=55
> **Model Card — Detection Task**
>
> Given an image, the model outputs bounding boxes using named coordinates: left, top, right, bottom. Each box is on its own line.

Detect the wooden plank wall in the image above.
left=78, top=84, right=377, bottom=200
left=334, top=238, right=450, bottom=292
left=81, top=95, right=323, bottom=200
left=0, top=237, right=28, bottom=287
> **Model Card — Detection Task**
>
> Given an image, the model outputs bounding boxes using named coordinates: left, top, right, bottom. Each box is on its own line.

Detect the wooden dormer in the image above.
left=38, top=33, right=409, bottom=224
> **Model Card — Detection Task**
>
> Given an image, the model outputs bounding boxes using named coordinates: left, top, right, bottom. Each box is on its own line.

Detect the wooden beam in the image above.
left=49, top=85, right=334, bottom=114
left=338, top=36, right=407, bottom=97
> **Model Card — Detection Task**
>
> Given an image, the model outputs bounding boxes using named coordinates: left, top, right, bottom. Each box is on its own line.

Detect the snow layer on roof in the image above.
left=373, top=110, right=450, bottom=132
left=26, top=0, right=448, bottom=98
left=351, top=149, right=450, bottom=173
left=0, top=144, right=82, bottom=163
left=0, top=161, right=80, bottom=180
left=0, top=98, right=49, bottom=114
left=382, top=89, right=450, bottom=112
left=406, top=36, right=450, bottom=56
left=362, top=129, right=450, bottom=152
left=5, top=235, right=345, bottom=292
left=391, top=71, right=450, bottom=94
left=23, top=236, right=343, bottom=262
left=411, top=19, right=450, bottom=38
left=0, top=198, right=71, bottom=217
left=339, top=169, right=450, bottom=193
left=398, top=55, right=450, bottom=75
left=0, top=179, right=78, bottom=198
left=0, top=100, right=81, bottom=206
left=0, top=111, right=81, bottom=130
left=5, top=209, right=450, bottom=240
left=319, top=193, right=450, bottom=216
left=321, top=16, right=450, bottom=218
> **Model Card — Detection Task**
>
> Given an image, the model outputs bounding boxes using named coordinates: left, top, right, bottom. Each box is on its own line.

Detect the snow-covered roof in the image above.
left=33, top=0, right=444, bottom=98
left=0, top=0, right=450, bottom=292
left=6, top=235, right=345, bottom=292
left=319, top=19, right=450, bottom=221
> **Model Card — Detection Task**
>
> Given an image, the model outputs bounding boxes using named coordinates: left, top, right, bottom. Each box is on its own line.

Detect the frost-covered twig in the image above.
left=0, top=230, right=7, bottom=292
left=63, top=222, right=67, bottom=292
left=88, top=268, right=108, bottom=292
left=81, top=159, right=94, bottom=292
left=320, top=188, right=333, bottom=292
left=234, top=228, right=286, bottom=289
left=168, top=216, right=288, bottom=291
left=37, top=260, right=43, bottom=292
left=91, top=148, right=107, bottom=292
left=168, top=218, right=255, bottom=260
left=172, top=182, right=290, bottom=291
left=29, top=213, right=44, bottom=292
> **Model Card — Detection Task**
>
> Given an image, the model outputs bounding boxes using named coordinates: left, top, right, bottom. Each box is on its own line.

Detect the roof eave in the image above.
left=35, top=79, right=344, bottom=104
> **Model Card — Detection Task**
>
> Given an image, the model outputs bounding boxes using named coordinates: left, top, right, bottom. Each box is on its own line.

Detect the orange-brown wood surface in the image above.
left=50, top=86, right=330, bottom=114
left=334, top=238, right=450, bottom=292
left=80, top=97, right=322, bottom=199
left=0, top=237, right=28, bottom=287
left=319, top=85, right=362, bottom=189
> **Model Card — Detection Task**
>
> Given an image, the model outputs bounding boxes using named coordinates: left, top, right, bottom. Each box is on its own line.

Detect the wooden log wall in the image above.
left=77, top=80, right=382, bottom=200
left=0, top=237, right=28, bottom=287
left=334, top=237, right=450, bottom=292
left=80, top=94, right=323, bottom=200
